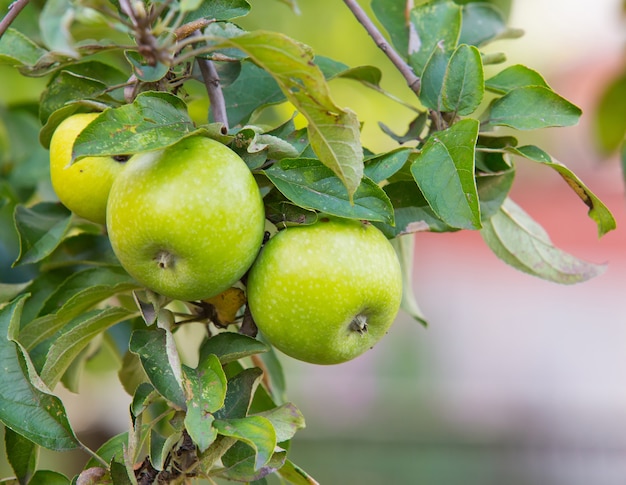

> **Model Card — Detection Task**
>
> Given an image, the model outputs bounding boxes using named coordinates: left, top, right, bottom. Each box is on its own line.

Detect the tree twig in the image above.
left=342, top=0, right=420, bottom=94
left=0, top=0, right=30, bottom=38
left=196, top=55, right=229, bottom=130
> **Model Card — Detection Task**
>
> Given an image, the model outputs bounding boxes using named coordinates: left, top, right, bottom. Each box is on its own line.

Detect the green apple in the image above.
left=50, top=112, right=129, bottom=224
left=246, top=217, right=402, bottom=365
left=106, top=135, right=265, bottom=302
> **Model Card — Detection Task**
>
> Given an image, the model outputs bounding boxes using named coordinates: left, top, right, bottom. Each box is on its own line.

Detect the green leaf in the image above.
left=264, top=192, right=319, bottom=228
left=44, top=233, right=120, bottom=269
left=28, top=470, right=70, bottom=485
left=593, top=68, right=626, bottom=154
left=184, top=0, right=251, bottom=22
left=84, top=431, right=130, bottom=469
left=265, top=159, right=394, bottom=224
left=13, top=202, right=72, bottom=267
left=216, top=367, right=263, bottom=419
left=371, top=0, right=409, bottom=57
left=5, top=427, right=39, bottom=485
left=485, top=64, right=549, bottom=94
left=254, top=403, right=305, bottom=443
left=0, top=282, right=32, bottom=305
left=19, top=267, right=137, bottom=350
left=40, top=306, right=135, bottom=388
left=442, top=44, right=484, bottom=115
left=379, top=112, right=428, bottom=145
left=278, top=459, right=319, bottom=485
left=376, top=181, right=456, bottom=237
left=485, top=86, right=581, bottom=130
left=39, top=0, right=77, bottom=56
left=0, top=29, right=47, bottom=67
left=221, top=61, right=285, bottom=126
left=39, top=72, right=106, bottom=127
left=198, top=332, right=268, bottom=365
left=0, top=295, right=79, bottom=451
left=219, top=440, right=286, bottom=482
left=72, top=92, right=196, bottom=160
left=476, top=169, right=515, bottom=219
left=221, top=32, right=364, bottom=198
left=183, top=354, right=227, bottom=452
left=418, top=43, right=450, bottom=111
left=411, top=119, right=481, bottom=229
left=149, top=429, right=181, bottom=471
left=459, top=3, right=508, bottom=46
left=363, top=148, right=412, bottom=184
left=213, top=416, right=276, bottom=470
left=507, top=145, right=616, bottom=237
left=481, top=198, right=606, bottom=284
left=390, top=235, right=428, bottom=326
left=255, top=336, right=287, bottom=406
left=124, top=51, right=168, bottom=82
left=129, top=328, right=186, bottom=410
left=408, top=0, right=461, bottom=75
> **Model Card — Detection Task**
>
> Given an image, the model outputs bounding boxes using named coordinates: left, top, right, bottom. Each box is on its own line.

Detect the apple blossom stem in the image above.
left=0, top=0, right=29, bottom=38
left=197, top=55, right=229, bottom=131
left=342, top=0, right=421, bottom=95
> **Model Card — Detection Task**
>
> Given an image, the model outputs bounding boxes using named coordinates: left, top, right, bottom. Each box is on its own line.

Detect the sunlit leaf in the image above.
left=507, top=145, right=616, bottom=237
left=411, top=119, right=481, bottom=229
left=220, top=32, right=364, bottom=198
left=481, top=198, right=606, bottom=283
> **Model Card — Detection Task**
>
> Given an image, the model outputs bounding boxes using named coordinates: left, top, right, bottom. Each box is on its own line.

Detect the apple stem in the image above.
left=350, top=314, right=368, bottom=335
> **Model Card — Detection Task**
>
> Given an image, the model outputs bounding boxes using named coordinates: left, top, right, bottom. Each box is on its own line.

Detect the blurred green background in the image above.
left=1, top=0, right=625, bottom=483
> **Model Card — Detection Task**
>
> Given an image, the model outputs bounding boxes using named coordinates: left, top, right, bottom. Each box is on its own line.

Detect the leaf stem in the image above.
left=0, top=0, right=29, bottom=38
left=342, top=0, right=420, bottom=94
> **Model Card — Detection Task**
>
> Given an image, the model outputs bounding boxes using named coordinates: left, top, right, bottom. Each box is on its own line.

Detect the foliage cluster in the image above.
left=0, top=0, right=617, bottom=483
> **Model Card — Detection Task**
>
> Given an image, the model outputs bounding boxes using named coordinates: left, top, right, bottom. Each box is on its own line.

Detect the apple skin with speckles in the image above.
left=106, top=135, right=265, bottom=302
left=246, top=217, right=403, bottom=365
